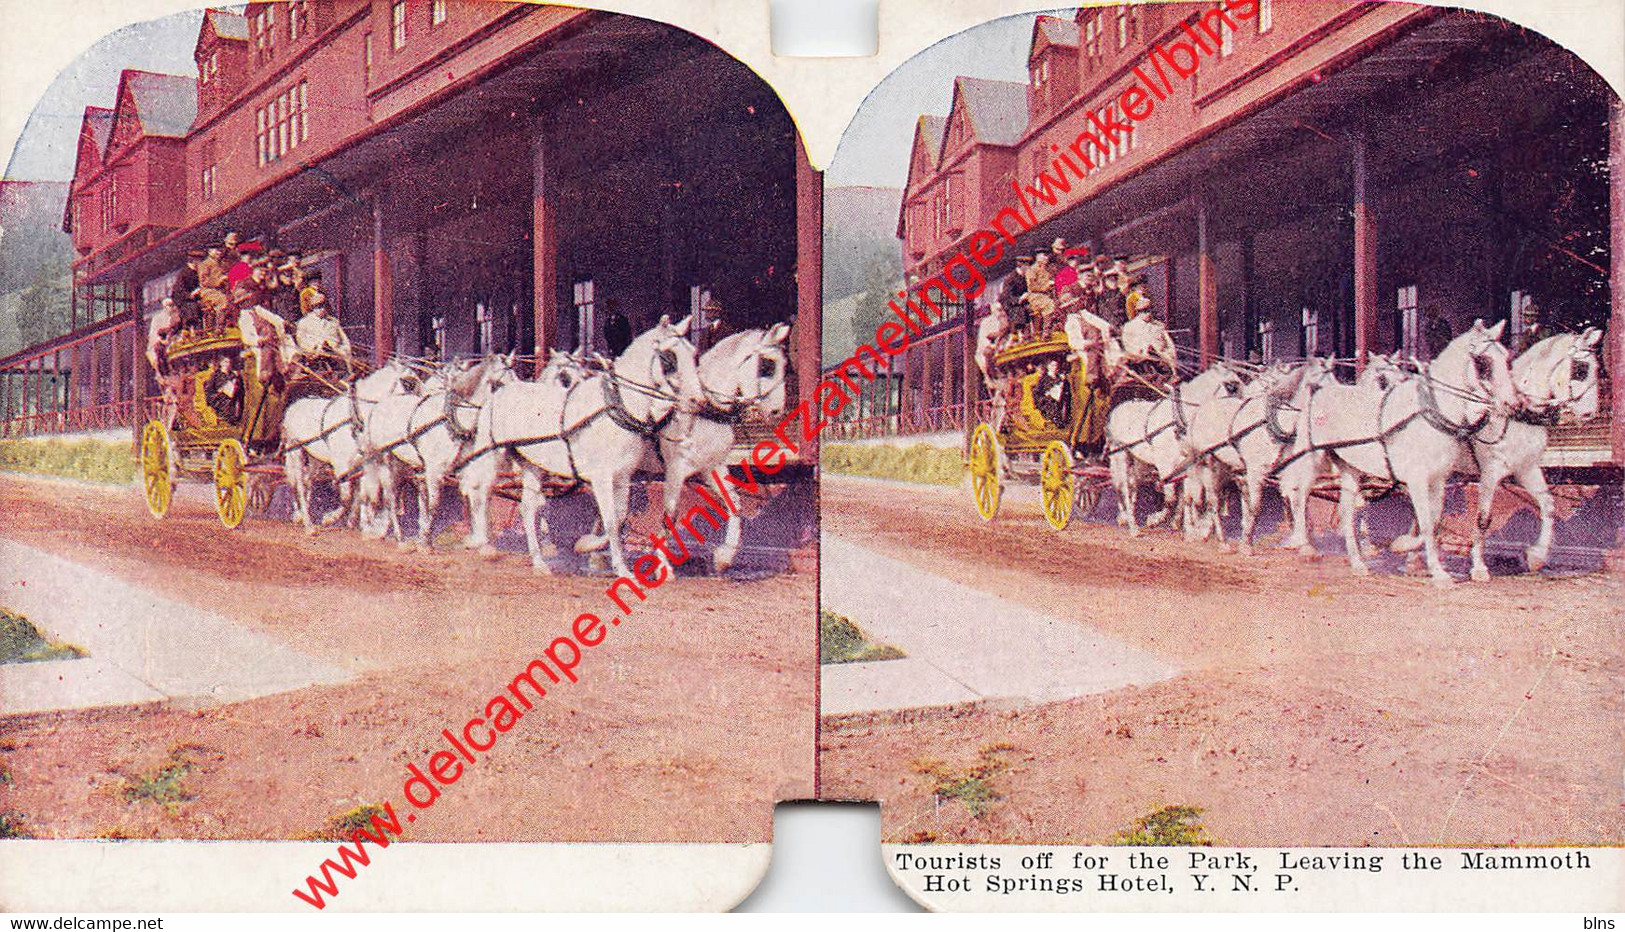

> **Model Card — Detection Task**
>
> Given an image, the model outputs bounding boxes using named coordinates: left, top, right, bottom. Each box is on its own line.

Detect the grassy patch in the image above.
left=820, top=610, right=905, bottom=665
left=307, top=803, right=403, bottom=842
left=120, top=745, right=215, bottom=814
left=912, top=743, right=1019, bottom=818
left=0, top=811, right=31, bottom=839
left=823, top=442, right=964, bottom=487
left=0, top=437, right=136, bottom=484
left=0, top=608, right=85, bottom=665
left=1110, top=805, right=1216, bottom=846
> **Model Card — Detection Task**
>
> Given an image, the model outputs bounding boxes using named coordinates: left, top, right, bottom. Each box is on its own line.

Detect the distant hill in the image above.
left=824, top=185, right=903, bottom=361
left=0, top=180, right=75, bottom=359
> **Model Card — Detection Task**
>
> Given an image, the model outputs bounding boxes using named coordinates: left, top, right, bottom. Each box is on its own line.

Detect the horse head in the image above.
left=1188, top=359, right=1247, bottom=402
left=1357, top=351, right=1410, bottom=392
left=1434, top=319, right=1517, bottom=416
left=356, top=358, right=416, bottom=402
left=698, top=323, right=791, bottom=419
left=1513, top=328, right=1603, bottom=421
left=616, top=315, right=704, bottom=421
left=539, top=348, right=590, bottom=390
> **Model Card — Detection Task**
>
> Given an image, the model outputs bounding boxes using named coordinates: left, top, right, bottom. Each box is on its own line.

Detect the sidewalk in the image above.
left=820, top=534, right=1178, bottom=716
left=0, top=538, right=350, bottom=715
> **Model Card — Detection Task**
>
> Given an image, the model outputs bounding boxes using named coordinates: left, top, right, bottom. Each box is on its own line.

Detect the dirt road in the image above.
left=0, top=475, right=814, bottom=842
left=819, top=476, right=1623, bottom=847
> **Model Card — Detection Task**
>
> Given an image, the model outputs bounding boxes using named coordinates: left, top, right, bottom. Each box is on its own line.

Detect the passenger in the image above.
left=295, top=287, right=353, bottom=365
left=1023, top=251, right=1058, bottom=341
left=145, top=298, right=180, bottom=376
left=195, top=245, right=231, bottom=331
left=974, top=301, right=1009, bottom=382
left=1000, top=258, right=1032, bottom=343
left=203, top=354, right=244, bottom=423
left=171, top=249, right=205, bottom=333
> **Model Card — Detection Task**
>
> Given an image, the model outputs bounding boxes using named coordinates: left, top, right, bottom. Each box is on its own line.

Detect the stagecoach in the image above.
left=965, top=327, right=1175, bottom=532
left=138, top=328, right=343, bottom=529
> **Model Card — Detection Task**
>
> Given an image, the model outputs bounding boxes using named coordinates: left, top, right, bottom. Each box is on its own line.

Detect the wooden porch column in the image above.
left=372, top=192, right=394, bottom=365
left=1197, top=197, right=1218, bottom=366
left=794, top=138, right=823, bottom=457
left=1610, top=97, right=1625, bottom=468
left=1352, top=134, right=1379, bottom=371
left=531, top=123, right=559, bottom=359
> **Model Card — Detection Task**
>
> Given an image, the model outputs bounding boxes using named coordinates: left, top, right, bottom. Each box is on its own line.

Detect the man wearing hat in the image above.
left=299, top=269, right=327, bottom=318
left=295, top=282, right=353, bottom=365
left=1023, top=251, right=1058, bottom=340
left=194, top=245, right=231, bottom=331
left=172, top=249, right=205, bottom=333
left=999, top=259, right=1031, bottom=343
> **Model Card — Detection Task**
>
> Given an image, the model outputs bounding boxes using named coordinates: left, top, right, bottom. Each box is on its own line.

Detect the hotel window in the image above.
left=298, top=80, right=309, bottom=141
left=254, top=8, right=275, bottom=60
left=392, top=0, right=408, bottom=50
left=1397, top=284, right=1419, bottom=358
left=201, top=50, right=219, bottom=85
left=1510, top=289, right=1534, bottom=341
left=363, top=32, right=374, bottom=83
left=1258, top=0, right=1273, bottom=33
left=476, top=301, right=494, bottom=354
left=429, top=312, right=445, bottom=357
left=256, top=80, right=309, bottom=166
left=573, top=280, right=596, bottom=352
left=1217, top=4, right=1235, bottom=56
left=1301, top=306, right=1319, bottom=357
left=1083, top=15, right=1100, bottom=59
left=431, top=0, right=447, bottom=26
left=289, top=0, right=309, bottom=41
left=1258, top=318, right=1275, bottom=362
left=200, top=139, right=217, bottom=200
left=1127, top=2, right=1142, bottom=41
left=1116, top=6, right=1128, bottom=49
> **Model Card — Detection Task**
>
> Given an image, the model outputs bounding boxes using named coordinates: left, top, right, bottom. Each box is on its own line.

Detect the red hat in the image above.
left=238, top=240, right=265, bottom=255
left=1065, top=246, right=1092, bottom=259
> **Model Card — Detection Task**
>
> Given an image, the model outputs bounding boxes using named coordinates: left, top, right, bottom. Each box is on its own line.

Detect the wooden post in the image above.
left=372, top=192, right=394, bottom=365
left=794, top=137, right=823, bottom=459
left=1352, top=134, right=1378, bottom=371
left=531, top=124, right=558, bottom=360
left=1197, top=198, right=1218, bottom=367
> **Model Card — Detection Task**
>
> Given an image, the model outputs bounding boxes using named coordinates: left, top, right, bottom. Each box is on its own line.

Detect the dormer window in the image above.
left=201, top=50, right=220, bottom=85
left=254, top=8, right=276, bottom=61
left=1083, top=14, right=1100, bottom=59
left=1116, top=7, right=1128, bottom=49
left=289, top=1, right=310, bottom=42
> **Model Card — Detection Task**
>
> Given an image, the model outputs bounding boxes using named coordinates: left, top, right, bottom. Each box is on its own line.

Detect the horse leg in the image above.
left=1407, top=469, right=1453, bottom=588
left=1469, top=461, right=1508, bottom=582
left=1337, top=467, right=1370, bottom=577
left=518, top=468, right=550, bottom=575
left=459, top=452, right=499, bottom=555
left=1278, top=458, right=1317, bottom=556
left=708, top=470, right=744, bottom=573
left=1111, top=453, right=1139, bottom=537
left=412, top=472, right=435, bottom=551
left=1239, top=471, right=1264, bottom=557
left=286, top=448, right=315, bottom=534
left=1516, top=461, right=1556, bottom=574
left=591, top=471, right=634, bottom=578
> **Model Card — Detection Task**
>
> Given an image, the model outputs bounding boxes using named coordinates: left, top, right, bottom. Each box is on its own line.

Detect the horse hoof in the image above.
left=1349, top=563, right=1371, bottom=577
left=397, top=540, right=416, bottom=553
left=1431, top=574, right=1455, bottom=589
left=1297, top=544, right=1317, bottom=558
left=1470, top=565, right=1491, bottom=583
left=573, top=536, right=605, bottom=555
left=541, top=542, right=559, bottom=558
left=1217, top=541, right=1236, bottom=554
left=1239, top=544, right=1255, bottom=558
left=479, top=544, right=500, bottom=559
left=1525, top=549, right=1547, bottom=574
left=531, top=562, right=552, bottom=576
left=303, top=526, right=318, bottom=537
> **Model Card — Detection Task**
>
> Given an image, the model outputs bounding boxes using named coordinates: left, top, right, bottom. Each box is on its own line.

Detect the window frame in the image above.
left=1258, top=0, right=1273, bottom=33
left=430, top=0, right=447, bottom=26
left=391, top=0, right=408, bottom=51
left=1397, top=284, right=1419, bottom=358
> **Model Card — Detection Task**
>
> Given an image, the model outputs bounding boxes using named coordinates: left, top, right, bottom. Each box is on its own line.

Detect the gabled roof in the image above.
left=114, top=70, right=199, bottom=142
left=1032, top=14, right=1081, bottom=56
left=898, top=115, right=948, bottom=238
left=81, top=106, right=115, bottom=154
left=196, top=7, right=250, bottom=57
left=950, top=76, right=1028, bottom=147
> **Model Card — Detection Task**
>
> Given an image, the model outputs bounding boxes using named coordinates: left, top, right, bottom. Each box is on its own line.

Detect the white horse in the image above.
left=362, top=352, right=518, bottom=550
left=1280, top=320, right=1519, bottom=586
left=1390, top=328, right=1603, bottom=579
left=281, top=360, right=415, bottom=534
left=1186, top=358, right=1336, bottom=554
left=1105, top=363, right=1246, bottom=538
left=573, top=324, right=791, bottom=573
left=461, top=317, right=705, bottom=576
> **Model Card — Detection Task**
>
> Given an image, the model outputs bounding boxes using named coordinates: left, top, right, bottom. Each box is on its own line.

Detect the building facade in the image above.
left=837, top=1, right=1621, bottom=472
left=0, top=1, right=823, bottom=456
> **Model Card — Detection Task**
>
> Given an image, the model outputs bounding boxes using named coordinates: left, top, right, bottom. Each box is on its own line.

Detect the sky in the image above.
left=4, top=9, right=204, bottom=182
left=824, top=10, right=1053, bottom=190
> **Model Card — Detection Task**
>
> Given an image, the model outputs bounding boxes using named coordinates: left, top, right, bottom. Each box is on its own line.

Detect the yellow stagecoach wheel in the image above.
left=140, top=419, right=172, bottom=519
left=1040, top=441, right=1075, bottom=532
left=213, top=438, right=248, bottom=530
left=968, top=422, right=1002, bottom=522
